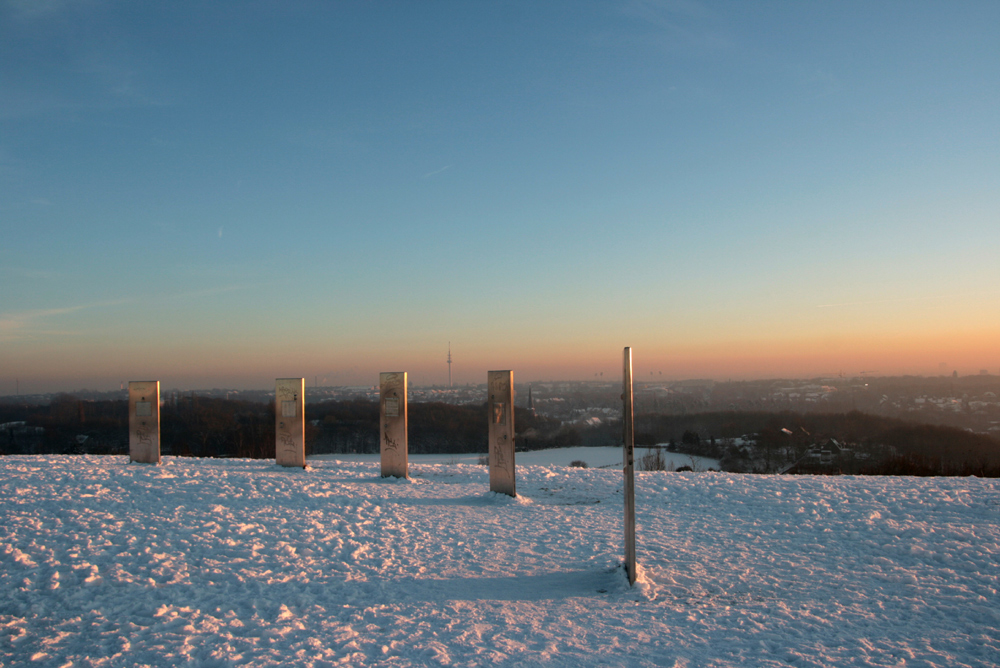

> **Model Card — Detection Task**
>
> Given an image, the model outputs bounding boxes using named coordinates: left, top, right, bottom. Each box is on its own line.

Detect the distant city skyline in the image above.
left=6, top=353, right=1000, bottom=397
left=2, top=2, right=998, bottom=394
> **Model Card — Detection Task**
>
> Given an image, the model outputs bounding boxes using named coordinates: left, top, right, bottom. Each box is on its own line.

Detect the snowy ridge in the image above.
left=1, top=455, right=998, bottom=667
left=313, top=446, right=720, bottom=472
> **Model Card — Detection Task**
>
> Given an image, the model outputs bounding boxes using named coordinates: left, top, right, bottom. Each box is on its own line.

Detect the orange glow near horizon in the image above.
left=5, top=325, right=997, bottom=394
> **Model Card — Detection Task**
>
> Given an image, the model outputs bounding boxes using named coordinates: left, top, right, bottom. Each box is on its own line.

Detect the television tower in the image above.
left=447, top=342, right=452, bottom=387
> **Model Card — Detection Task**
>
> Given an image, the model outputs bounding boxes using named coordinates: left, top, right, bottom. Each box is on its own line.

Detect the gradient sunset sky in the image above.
left=2, top=1, right=999, bottom=392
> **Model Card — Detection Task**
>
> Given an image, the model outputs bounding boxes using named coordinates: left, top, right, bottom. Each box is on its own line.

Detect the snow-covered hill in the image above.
left=1, top=454, right=997, bottom=667
left=313, top=446, right=720, bottom=472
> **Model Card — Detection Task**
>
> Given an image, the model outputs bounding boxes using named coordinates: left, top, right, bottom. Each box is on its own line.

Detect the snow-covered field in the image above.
left=314, top=446, right=719, bottom=472
left=1, top=455, right=998, bottom=667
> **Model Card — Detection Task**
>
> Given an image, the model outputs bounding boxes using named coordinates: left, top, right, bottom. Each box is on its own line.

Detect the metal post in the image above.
left=623, top=347, right=637, bottom=585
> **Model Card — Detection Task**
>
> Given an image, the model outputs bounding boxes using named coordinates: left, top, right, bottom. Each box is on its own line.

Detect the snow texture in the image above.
left=315, top=446, right=719, bottom=472
left=1, top=454, right=997, bottom=667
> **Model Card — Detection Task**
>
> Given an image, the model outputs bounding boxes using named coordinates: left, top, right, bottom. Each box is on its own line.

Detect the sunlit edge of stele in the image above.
left=622, top=347, right=637, bottom=586
left=128, top=380, right=160, bottom=464
left=275, top=378, right=306, bottom=468
left=488, top=370, right=516, bottom=497
left=380, top=372, right=408, bottom=478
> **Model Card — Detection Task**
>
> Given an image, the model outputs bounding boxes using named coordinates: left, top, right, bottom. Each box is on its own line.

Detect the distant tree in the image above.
left=638, top=448, right=667, bottom=471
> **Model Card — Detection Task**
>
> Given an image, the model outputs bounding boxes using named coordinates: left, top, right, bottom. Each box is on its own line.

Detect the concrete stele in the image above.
left=128, top=380, right=160, bottom=464
left=488, top=370, right=516, bottom=496
left=275, top=378, right=306, bottom=468
left=380, top=372, right=408, bottom=478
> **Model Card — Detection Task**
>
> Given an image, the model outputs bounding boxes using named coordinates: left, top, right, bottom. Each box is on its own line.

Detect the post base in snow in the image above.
left=617, top=561, right=648, bottom=592
left=623, top=561, right=638, bottom=587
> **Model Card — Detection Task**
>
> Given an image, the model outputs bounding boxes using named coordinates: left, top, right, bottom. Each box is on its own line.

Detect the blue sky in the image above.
left=2, top=1, right=999, bottom=392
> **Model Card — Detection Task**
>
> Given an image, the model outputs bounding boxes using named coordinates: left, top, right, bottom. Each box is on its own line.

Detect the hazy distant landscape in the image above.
left=4, top=375, right=999, bottom=476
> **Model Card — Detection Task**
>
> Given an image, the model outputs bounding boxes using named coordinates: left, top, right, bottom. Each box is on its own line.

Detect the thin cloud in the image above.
left=1, top=267, right=60, bottom=280
left=616, top=0, right=730, bottom=53
left=0, top=298, right=132, bottom=342
left=1, top=287, right=260, bottom=341
left=816, top=292, right=996, bottom=309
left=4, top=0, right=73, bottom=20
left=169, top=285, right=252, bottom=301
left=1, top=4, right=174, bottom=122
left=422, top=165, right=452, bottom=179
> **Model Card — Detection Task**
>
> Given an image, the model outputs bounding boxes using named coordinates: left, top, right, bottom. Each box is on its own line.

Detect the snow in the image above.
left=1, top=454, right=998, bottom=667
left=314, top=446, right=719, bottom=472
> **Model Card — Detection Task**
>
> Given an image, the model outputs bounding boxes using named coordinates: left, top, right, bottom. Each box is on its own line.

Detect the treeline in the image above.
left=635, top=410, right=1000, bottom=476
left=308, top=400, right=602, bottom=454
left=1, top=394, right=131, bottom=455
left=0, top=396, right=602, bottom=458
left=7, top=397, right=996, bottom=476
left=0, top=394, right=278, bottom=459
